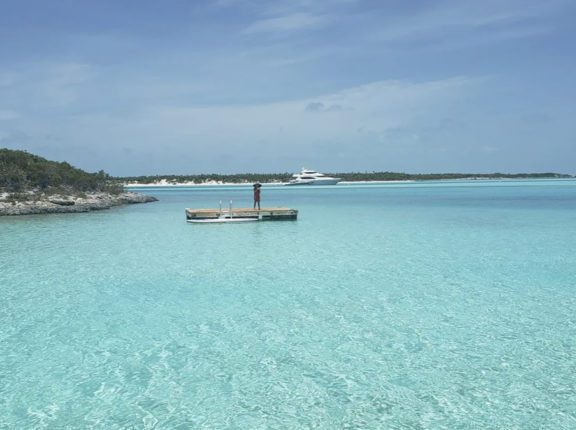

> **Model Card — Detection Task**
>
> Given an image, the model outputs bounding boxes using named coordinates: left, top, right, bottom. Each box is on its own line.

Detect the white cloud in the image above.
left=214, top=0, right=358, bottom=15
left=213, top=0, right=357, bottom=35
left=243, top=13, right=328, bottom=34
left=368, top=0, right=561, bottom=43
left=66, top=77, right=473, bottom=157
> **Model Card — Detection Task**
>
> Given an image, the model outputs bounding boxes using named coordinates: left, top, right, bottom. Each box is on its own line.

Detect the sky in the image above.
left=0, top=0, right=575, bottom=176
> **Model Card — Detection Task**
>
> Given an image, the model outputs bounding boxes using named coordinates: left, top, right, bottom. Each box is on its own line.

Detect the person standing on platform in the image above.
left=253, top=182, right=261, bottom=210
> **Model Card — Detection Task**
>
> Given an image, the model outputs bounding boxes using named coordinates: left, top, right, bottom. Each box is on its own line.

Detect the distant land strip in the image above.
left=118, top=172, right=573, bottom=185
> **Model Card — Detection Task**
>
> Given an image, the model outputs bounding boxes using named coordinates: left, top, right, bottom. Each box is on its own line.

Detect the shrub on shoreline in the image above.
left=0, top=149, right=123, bottom=195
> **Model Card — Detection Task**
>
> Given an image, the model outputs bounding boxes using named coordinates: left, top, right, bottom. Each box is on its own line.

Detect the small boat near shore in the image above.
left=286, top=168, right=341, bottom=185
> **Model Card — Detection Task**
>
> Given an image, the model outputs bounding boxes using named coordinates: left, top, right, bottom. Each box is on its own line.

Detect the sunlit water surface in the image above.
left=1, top=180, right=575, bottom=429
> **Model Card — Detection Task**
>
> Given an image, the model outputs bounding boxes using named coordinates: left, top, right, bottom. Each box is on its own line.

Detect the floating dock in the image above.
left=186, top=207, right=298, bottom=223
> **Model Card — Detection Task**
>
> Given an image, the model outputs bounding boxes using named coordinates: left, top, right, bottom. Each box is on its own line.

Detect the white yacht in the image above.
left=286, top=168, right=341, bottom=185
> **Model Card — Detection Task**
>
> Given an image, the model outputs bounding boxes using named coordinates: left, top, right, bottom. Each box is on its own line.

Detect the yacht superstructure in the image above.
left=286, top=168, right=341, bottom=185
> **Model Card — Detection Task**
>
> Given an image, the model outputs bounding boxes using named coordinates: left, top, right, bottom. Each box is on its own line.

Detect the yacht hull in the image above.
left=286, top=178, right=340, bottom=185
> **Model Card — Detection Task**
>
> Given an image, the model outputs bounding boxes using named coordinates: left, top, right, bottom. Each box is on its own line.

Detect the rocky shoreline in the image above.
left=0, top=191, right=158, bottom=216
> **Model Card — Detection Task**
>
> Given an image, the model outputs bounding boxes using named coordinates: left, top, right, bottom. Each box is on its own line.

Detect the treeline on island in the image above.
left=338, top=172, right=572, bottom=181
left=0, top=149, right=122, bottom=194
left=118, top=171, right=572, bottom=184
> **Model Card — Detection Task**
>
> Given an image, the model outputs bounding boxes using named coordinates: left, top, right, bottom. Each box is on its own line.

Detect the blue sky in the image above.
left=1, top=0, right=575, bottom=175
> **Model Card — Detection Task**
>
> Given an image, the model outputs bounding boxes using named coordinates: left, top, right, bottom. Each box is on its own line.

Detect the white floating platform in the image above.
left=186, top=207, right=298, bottom=223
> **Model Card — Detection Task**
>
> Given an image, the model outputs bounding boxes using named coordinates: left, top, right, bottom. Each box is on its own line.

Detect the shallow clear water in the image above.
left=1, top=180, right=576, bottom=429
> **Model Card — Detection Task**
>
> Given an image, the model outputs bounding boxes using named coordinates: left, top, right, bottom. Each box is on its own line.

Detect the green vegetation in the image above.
left=0, top=149, right=123, bottom=194
left=119, top=173, right=293, bottom=184
left=119, top=171, right=572, bottom=184
left=336, top=171, right=572, bottom=181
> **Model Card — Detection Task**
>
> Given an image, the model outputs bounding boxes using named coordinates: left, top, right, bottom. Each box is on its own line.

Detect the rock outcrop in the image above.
left=0, top=191, right=158, bottom=216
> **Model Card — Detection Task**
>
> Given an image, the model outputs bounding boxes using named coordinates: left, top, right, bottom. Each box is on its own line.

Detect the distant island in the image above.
left=0, top=149, right=157, bottom=216
left=119, top=171, right=573, bottom=185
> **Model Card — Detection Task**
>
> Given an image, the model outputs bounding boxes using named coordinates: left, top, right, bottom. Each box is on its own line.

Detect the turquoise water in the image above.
left=1, top=180, right=576, bottom=429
